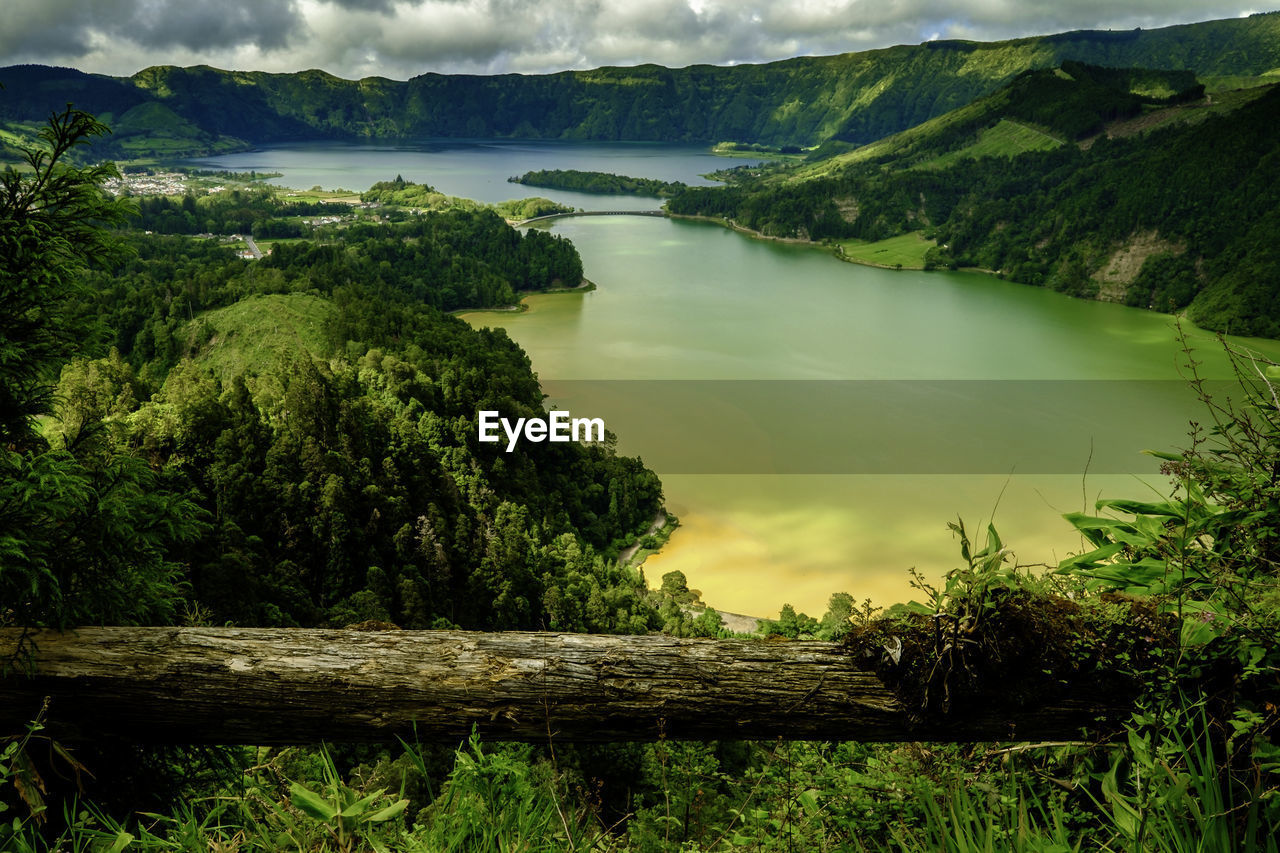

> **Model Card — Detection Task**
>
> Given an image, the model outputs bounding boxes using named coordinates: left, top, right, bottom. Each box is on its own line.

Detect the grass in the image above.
left=0, top=122, right=49, bottom=166
left=622, top=513, right=679, bottom=568
left=838, top=232, right=934, bottom=269
left=1201, top=73, right=1280, bottom=93
left=920, top=119, right=1063, bottom=169
left=185, top=293, right=335, bottom=394
left=786, top=96, right=997, bottom=181
left=0, top=123, right=42, bottom=147
left=251, top=237, right=309, bottom=254
left=277, top=186, right=365, bottom=204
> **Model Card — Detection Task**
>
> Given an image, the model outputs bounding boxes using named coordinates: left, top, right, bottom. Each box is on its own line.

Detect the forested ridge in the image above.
left=2, top=114, right=675, bottom=639
left=669, top=67, right=1280, bottom=337
left=510, top=170, right=688, bottom=198
left=2, top=11, right=1279, bottom=159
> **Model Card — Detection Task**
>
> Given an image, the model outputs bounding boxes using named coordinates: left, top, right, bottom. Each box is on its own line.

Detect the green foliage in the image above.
left=997, top=63, right=1201, bottom=141
left=1042, top=338, right=1280, bottom=849
left=0, top=106, right=129, bottom=446
left=0, top=108, right=206, bottom=631
left=1057, top=334, right=1280, bottom=621
left=0, top=449, right=203, bottom=628
left=0, top=110, right=656, bottom=640
left=0, top=715, right=49, bottom=842
left=892, top=772, right=1081, bottom=852
left=129, top=186, right=332, bottom=235
left=659, top=570, right=691, bottom=599
left=288, top=749, right=409, bottom=852
left=492, top=197, right=573, bottom=220
left=360, top=176, right=476, bottom=211
left=671, top=77, right=1280, bottom=336
left=22, top=181, right=654, bottom=633
left=257, top=206, right=584, bottom=310
left=107, top=101, right=242, bottom=159
left=408, top=731, right=604, bottom=852
left=92, top=192, right=586, bottom=378
left=1091, top=699, right=1280, bottom=853
left=510, top=170, right=687, bottom=198
left=179, top=293, right=335, bottom=386
left=757, top=603, right=821, bottom=639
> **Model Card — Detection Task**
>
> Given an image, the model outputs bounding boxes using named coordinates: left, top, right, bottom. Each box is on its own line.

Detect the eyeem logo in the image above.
left=478, top=410, right=605, bottom=452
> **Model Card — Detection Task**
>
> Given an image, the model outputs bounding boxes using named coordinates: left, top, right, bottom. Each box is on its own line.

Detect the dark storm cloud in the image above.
left=131, top=0, right=300, bottom=51
left=318, top=0, right=400, bottom=13
left=0, top=0, right=301, bottom=61
left=0, top=0, right=1269, bottom=79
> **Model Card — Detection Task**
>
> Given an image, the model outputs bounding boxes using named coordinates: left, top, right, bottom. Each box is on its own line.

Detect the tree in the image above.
left=819, top=591, right=856, bottom=639
left=0, top=108, right=203, bottom=631
left=0, top=106, right=129, bottom=449
left=660, top=570, right=689, bottom=597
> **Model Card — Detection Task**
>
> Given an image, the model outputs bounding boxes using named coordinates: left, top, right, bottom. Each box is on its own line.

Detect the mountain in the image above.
left=3, top=11, right=1280, bottom=159
left=668, top=67, right=1280, bottom=336
left=793, top=62, right=1206, bottom=175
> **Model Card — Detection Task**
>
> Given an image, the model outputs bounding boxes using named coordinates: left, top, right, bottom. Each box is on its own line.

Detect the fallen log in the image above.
left=1, top=627, right=1127, bottom=744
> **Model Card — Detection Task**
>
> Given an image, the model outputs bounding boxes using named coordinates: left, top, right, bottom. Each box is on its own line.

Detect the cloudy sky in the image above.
left=0, top=0, right=1269, bottom=80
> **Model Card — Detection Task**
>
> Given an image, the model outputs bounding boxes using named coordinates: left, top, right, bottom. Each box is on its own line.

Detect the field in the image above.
left=184, top=292, right=335, bottom=391
left=837, top=232, right=934, bottom=269
left=920, top=119, right=1063, bottom=169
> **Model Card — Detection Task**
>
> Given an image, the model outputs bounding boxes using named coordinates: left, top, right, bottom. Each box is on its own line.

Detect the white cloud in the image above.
left=0, top=0, right=1269, bottom=79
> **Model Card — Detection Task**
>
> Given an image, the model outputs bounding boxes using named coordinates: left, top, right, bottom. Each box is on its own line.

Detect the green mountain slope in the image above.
left=795, top=62, right=1202, bottom=177
left=669, top=74, right=1280, bottom=336
left=69, top=199, right=661, bottom=631
left=0, top=64, right=250, bottom=159
left=182, top=292, right=335, bottom=386
left=4, top=11, right=1280, bottom=156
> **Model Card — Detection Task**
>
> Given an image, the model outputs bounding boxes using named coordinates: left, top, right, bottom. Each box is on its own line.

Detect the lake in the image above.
left=190, top=142, right=1280, bottom=618
left=187, top=139, right=757, bottom=211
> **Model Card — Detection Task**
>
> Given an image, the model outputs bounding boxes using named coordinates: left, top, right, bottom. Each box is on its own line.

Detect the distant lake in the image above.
left=192, top=140, right=1280, bottom=617
left=184, top=139, right=760, bottom=210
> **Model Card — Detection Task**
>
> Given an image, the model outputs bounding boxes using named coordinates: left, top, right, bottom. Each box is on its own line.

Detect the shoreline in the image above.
left=668, top=212, right=957, bottom=273
left=669, top=212, right=931, bottom=271
left=451, top=278, right=596, bottom=315
left=832, top=248, right=924, bottom=271
left=667, top=212, right=816, bottom=246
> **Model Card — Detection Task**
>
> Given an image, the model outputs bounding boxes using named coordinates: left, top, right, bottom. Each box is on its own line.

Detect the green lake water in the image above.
left=464, top=216, right=1280, bottom=616
left=198, top=142, right=1280, bottom=618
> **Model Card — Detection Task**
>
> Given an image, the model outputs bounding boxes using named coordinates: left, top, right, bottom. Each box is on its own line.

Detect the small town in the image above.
left=102, top=170, right=218, bottom=196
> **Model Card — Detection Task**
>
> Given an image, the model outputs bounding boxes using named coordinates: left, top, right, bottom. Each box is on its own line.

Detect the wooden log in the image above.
left=0, top=628, right=1126, bottom=744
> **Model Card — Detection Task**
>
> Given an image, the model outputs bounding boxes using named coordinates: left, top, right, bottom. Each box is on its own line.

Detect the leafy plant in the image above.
left=409, top=730, right=606, bottom=853
left=286, top=748, right=408, bottom=853
left=892, top=775, right=1081, bottom=853
left=1092, top=698, right=1280, bottom=853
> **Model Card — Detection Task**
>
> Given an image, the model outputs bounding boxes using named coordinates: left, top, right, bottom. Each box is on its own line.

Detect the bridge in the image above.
left=515, top=209, right=667, bottom=226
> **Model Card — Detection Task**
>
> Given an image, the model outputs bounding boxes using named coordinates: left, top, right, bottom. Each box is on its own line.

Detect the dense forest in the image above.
left=2, top=11, right=1279, bottom=159
left=668, top=67, right=1280, bottom=337
left=510, top=170, right=688, bottom=198
left=1, top=110, right=665, bottom=641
